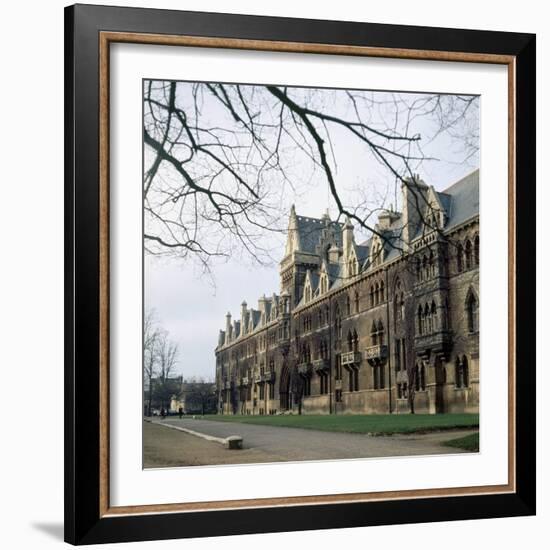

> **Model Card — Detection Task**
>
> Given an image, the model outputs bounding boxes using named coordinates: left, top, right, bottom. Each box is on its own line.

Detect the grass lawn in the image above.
left=443, top=432, right=479, bottom=452
left=200, top=413, right=479, bottom=435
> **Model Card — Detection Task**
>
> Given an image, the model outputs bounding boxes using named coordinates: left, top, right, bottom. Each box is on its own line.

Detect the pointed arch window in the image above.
left=424, top=303, right=431, bottom=333
left=429, top=249, right=436, bottom=277
left=457, top=243, right=464, bottom=272
left=334, top=306, right=342, bottom=341
left=431, top=300, right=437, bottom=332
left=465, top=240, right=473, bottom=270
left=455, top=355, right=469, bottom=388
left=395, top=280, right=405, bottom=323
left=466, top=289, right=478, bottom=333
left=422, top=255, right=428, bottom=280
left=474, top=235, right=480, bottom=265
left=370, top=321, right=378, bottom=346
left=377, top=320, right=385, bottom=345
left=354, top=291, right=360, bottom=313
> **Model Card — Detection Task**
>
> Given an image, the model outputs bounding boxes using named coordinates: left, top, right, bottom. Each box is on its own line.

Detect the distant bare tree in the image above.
left=143, top=309, right=159, bottom=416
left=153, top=330, right=180, bottom=411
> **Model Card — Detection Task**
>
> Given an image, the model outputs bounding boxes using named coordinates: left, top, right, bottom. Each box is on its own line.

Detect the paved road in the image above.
left=160, top=417, right=474, bottom=463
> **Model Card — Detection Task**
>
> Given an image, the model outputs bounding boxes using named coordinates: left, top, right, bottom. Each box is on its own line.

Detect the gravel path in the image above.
left=144, top=417, right=476, bottom=468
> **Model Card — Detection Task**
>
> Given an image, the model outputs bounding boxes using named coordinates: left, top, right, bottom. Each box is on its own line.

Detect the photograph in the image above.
left=59, top=1, right=537, bottom=545
left=142, top=80, right=481, bottom=468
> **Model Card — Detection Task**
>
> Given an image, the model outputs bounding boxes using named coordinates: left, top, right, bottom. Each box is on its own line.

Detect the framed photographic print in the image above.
left=64, top=3, right=536, bottom=545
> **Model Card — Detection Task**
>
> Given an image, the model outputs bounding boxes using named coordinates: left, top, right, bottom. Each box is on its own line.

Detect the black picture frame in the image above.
left=65, top=3, right=536, bottom=545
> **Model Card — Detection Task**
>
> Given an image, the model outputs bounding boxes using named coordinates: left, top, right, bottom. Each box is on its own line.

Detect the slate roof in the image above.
left=250, top=310, right=261, bottom=329
left=438, top=169, right=479, bottom=231
left=309, top=271, right=320, bottom=292
left=295, top=215, right=343, bottom=254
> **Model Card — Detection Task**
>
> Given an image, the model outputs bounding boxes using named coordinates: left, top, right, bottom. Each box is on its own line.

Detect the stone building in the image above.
left=215, top=171, right=479, bottom=415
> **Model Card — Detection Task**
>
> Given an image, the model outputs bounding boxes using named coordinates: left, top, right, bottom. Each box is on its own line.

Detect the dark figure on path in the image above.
left=178, top=407, right=183, bottom=419
left=160, top=408, right=166, bottom=420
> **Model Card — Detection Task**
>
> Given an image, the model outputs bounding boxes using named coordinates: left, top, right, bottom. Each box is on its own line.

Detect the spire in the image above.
left=285, top=204, right=301, bottom=255
left=343, top=216, right=355, bottom=258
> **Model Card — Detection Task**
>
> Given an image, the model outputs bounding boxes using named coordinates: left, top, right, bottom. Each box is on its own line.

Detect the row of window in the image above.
left=417, top=301, right=441, bottom=335
left=232, top=354, right=471, bottom=400
left=369, top=281, right=385, bottom=307
left=396, top=377, right=427, bottom=399
left=415, top=250, right=437, bottom=282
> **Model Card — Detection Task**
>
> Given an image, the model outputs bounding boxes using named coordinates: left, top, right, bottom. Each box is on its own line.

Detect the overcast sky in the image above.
left=144, top=84, right=479, bottom=380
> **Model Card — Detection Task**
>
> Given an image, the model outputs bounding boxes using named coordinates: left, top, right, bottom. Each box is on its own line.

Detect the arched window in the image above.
left=352, top=329, right=359, bottom=352
left=370, top=321, right=378, bottom=346
left=429, top=249, right=435, bottom=277
left=457, top=243, right=464, bottom=272
left=370, top=285, right=374, bottom=307
left=424, top=303, right=431, bottom=333
left=443, top=298, right=449, bottom=330
left=395, top=280, right=403, bottom=322
left=347, top=330, right=353, bottom=352
left=380, top=281, right=385, bottom=302
left=418, top=305, right=423, bottom=335
left=422, top=255, right=428, bottom=280
left=455, top=356, right=469, bottom=388
left=377, top=320, right=385, bottom=345
left=420, top=364, right=426, bottom=390
left=462, top=355, right=469, bottom=387
left=321, top=339, right=328, bottom=359
left=431, top=300, right=437, bottom=331
left=474, top=235, right=480, bottom=265
left=374, top=282, right=380, bottom=305
left=354, top=291, right=360, bottom=313
left=465, top=240, right=472, bottom=270
left=466, top=289, right=478, bottom=333
left=334, top=305, right=342, bottom=341
left=346, top=294, right=351, bottom=316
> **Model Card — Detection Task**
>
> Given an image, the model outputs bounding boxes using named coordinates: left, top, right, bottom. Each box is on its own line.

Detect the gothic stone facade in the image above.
left=215, top=171, right=479, bottom=415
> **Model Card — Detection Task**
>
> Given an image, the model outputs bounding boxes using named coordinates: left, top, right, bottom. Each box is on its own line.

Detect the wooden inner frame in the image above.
left=98, top=31, right=517, bottom=518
